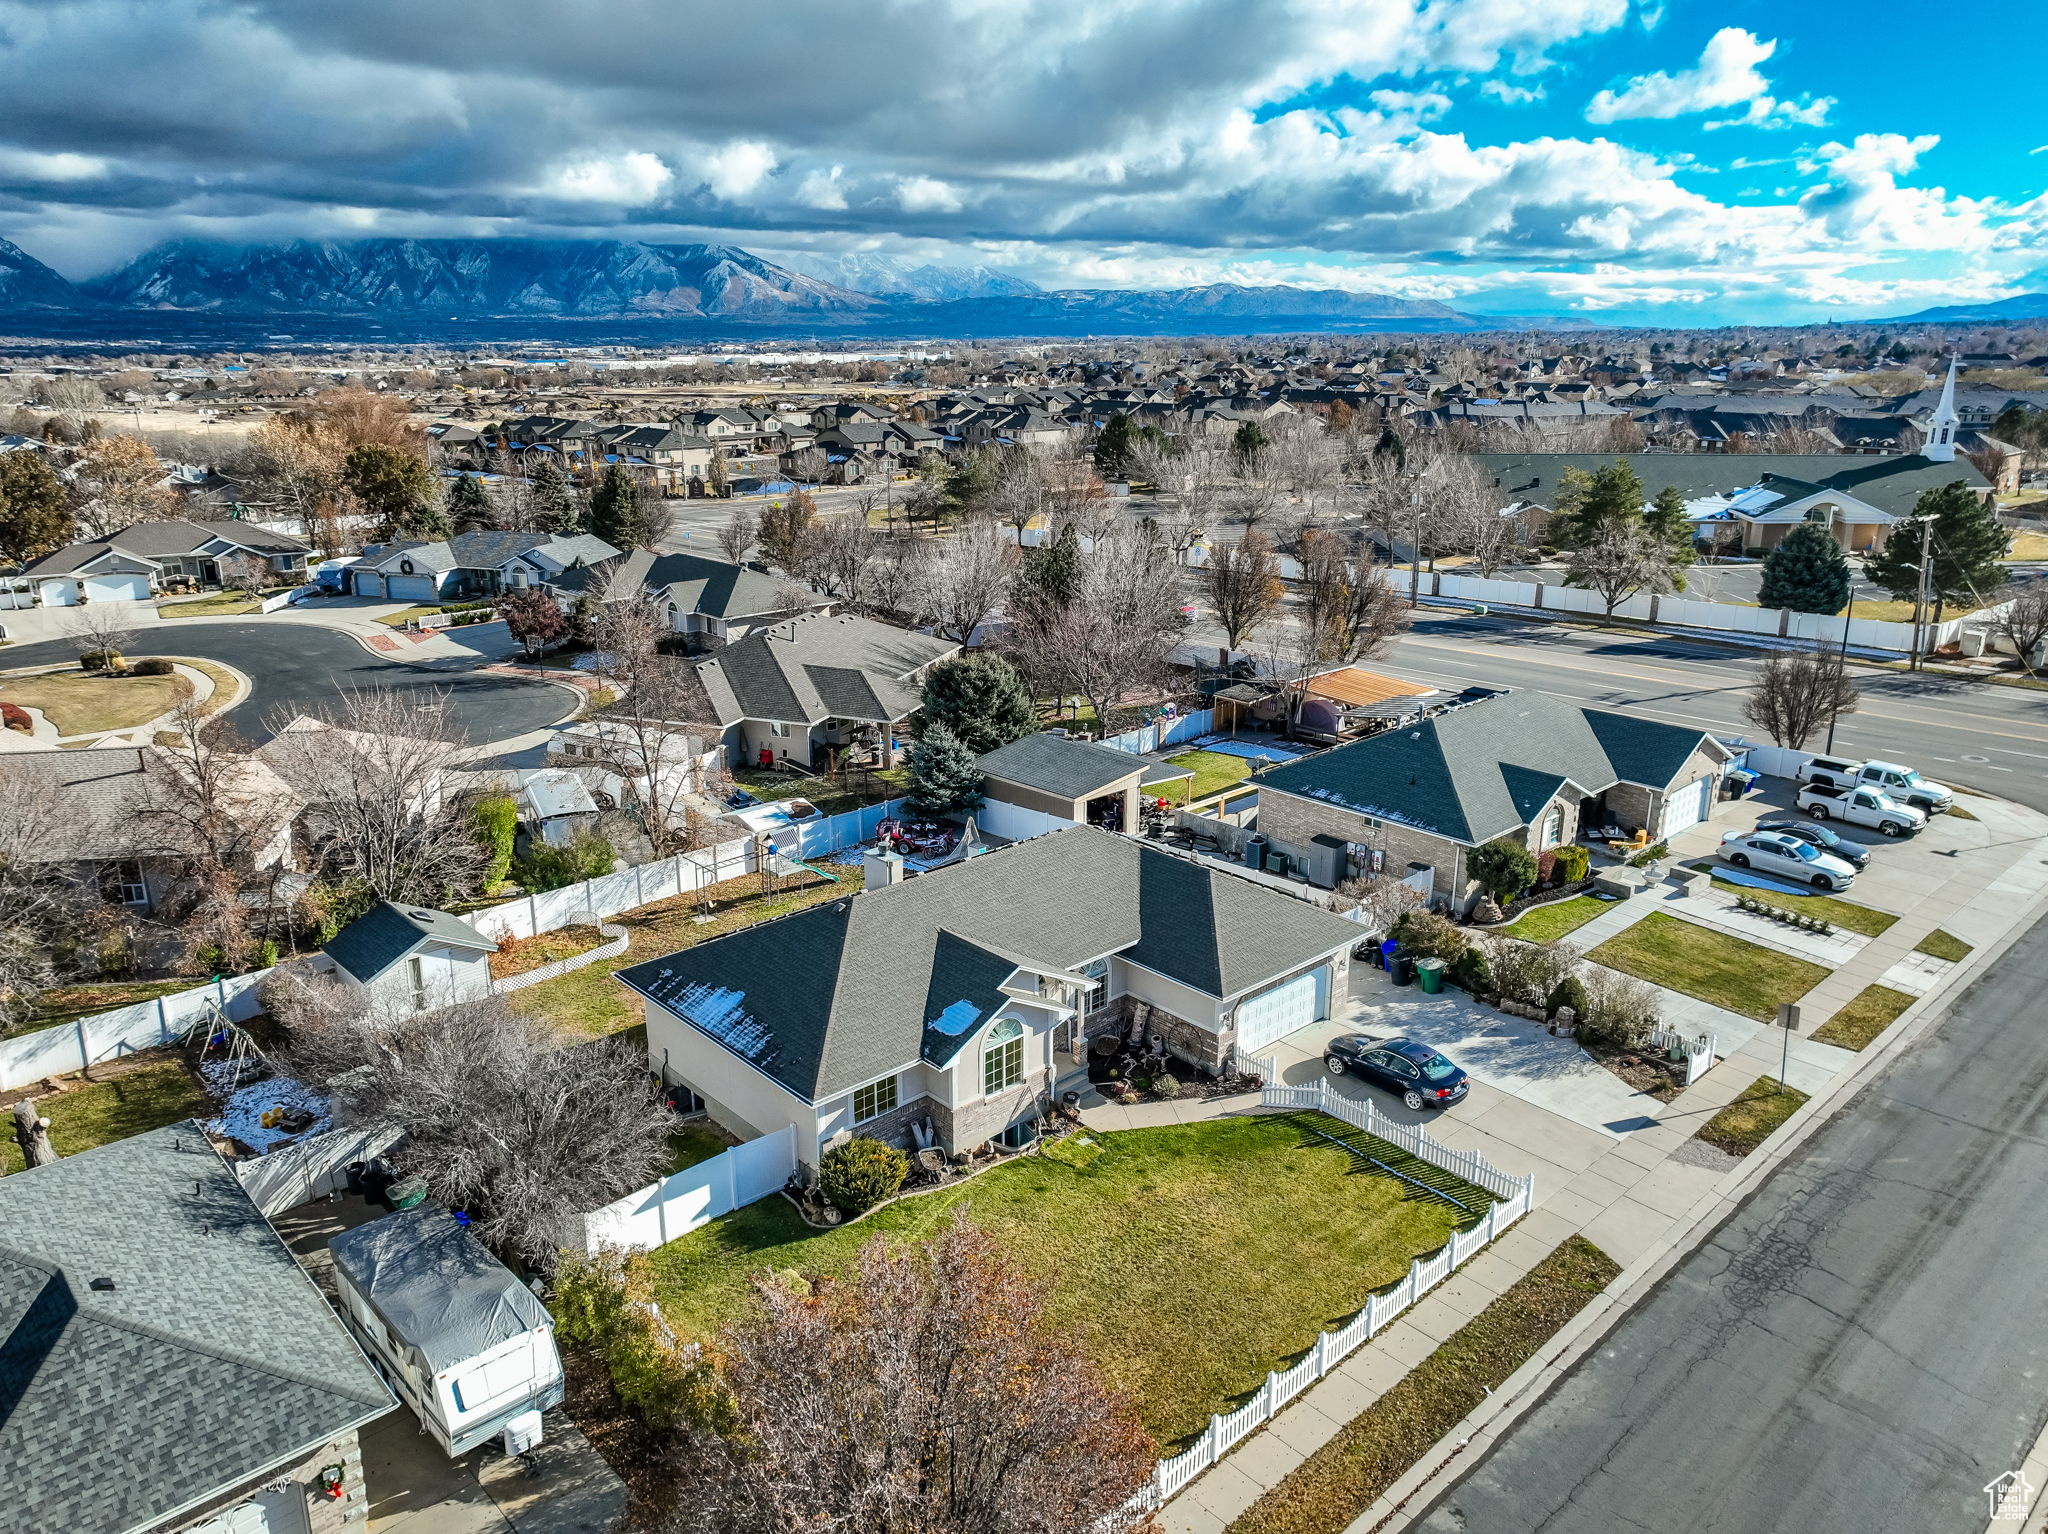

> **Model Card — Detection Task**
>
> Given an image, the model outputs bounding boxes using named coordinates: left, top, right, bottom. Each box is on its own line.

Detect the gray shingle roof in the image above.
left=979, top=733, right=1145, bottom=800
left=0, top=1125, right=393, bottom=1534
left=615, top=826, right=1362, bottom=1100
left=693, top=613, right=957, bottom=726
left=1475, top=451, right=1987, bottom=519
left=324, top=901, right=497, bottom=984
left=1257, top=692, right=1719, bottom=844
left=558, top=550, right=810, bottom=620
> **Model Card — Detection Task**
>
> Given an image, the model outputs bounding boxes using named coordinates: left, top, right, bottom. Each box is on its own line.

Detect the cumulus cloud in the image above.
left=541, top=152, right=674, bottom=205
left=1585, top=28, right=1829, bottom=129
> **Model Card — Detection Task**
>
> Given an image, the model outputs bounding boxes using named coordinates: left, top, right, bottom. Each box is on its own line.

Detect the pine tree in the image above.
left=904, top=721, right=986, bottom=818
left=343, top=445, right=445, bottom=540
left=1550, top=460, right=1645, bottom=547
left=1093, top=413, right=1137, bottom=479
left=1865, top=480, right=2010, bottom=625
left=1012, top=522, right=1082, bottom=615
left=920, top=654, right=1037, bottom=755
left=1372, top=425, right=1406, bottom=471
left=447, top=473, right=497, bottom=535
left=0, top=451, right=74, bottom=564
left=1758, top=522, right=1851, bottom=614
left=1232, top=420, right=1268, bottom=468
left=588, top=465, right=645, bottom=551
left=530, top=457, right=581, bottom=534
left=1644, top=483, right=1695, bottom=590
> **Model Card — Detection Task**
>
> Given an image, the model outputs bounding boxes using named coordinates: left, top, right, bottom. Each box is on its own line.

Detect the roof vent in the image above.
left=409, top=910, right=436, bottom=920
left=90, top=1276, right=116, bottom=1292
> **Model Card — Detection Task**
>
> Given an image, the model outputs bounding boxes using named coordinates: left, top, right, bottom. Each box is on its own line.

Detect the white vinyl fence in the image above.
left=1099, top=708, right=1218, bottom=755
left=1132, top=1076, right=1535, bottom=1512
left=975, top=799, right=1079, bottom=843
left=0, top=970, right=274, bottom=1094
left=467, top=837, right=760, bottom=942
left=234, top=1122, right=404, bottom=1217
left=570, top=1125, right=798, bottom=1253
left=491, top=922, right=629, bottom=995
left=1648, top=1027, right=1718, bottom=1087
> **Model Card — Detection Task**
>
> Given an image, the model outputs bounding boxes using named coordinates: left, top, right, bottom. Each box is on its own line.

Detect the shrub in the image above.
left=1484, top=936, right=1583, bottom=1008
left=512, top=831, right=616, bottom=892
left=79, top=648, right=122, bottom=672
left=551, top=1248, right=727, bottom=1435
left=1390, top=909, right=1468, bottom=966
left=252, top=938, right=280, bottom=969
left=1547, top=973, right=1590, bottom=1021
left=467, top=793, right=518, bottom=890
left=1553, top=845, right=1590, bottom=883
left=1579, top=968, right=1661, bottom=1049
left=819, top=1136, right=909, bottom=1216
left=1153, top=1073, right=1181, bottom=1099
left=128, top=657, right=175, bottom=676
left=1628, top=840, right=1669, bottom=868
left=1449, top=943, right=1493, bottom=997
left=1470, top=837, right=1539, bottom=903
left=0, top=702, right=29, bottom=732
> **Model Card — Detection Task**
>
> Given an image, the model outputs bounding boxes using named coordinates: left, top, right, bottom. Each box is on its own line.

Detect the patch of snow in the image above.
left=202, top=1067, right=333, bottom=1153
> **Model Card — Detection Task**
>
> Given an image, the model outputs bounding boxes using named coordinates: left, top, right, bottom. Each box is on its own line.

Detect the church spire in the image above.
left=1925, top=352, right=1960, bottom=463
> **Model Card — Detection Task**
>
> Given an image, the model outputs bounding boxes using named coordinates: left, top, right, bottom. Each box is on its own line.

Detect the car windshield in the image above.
left=1786, top=840, right=1820, bottom=860
left=1421, top=1055, right=1460, bottom=1081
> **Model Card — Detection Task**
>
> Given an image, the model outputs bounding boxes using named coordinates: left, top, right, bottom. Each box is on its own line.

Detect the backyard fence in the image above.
left=491, top=922, right=630, bottom=995
left=1133, top=1076, right=1535, bottom=1511
left=790, top=797, right=909, bottom=861
left=233, top=1122, right=404, bottom=1217
left=570, top=1124, right=798, bottom=1253
left=975, top=799, right=1079, bottom=844
left=0, top=970, right=275, bottom=1094
left=1098, top=708, right=1217, bottom=756
left=1648, top=1026, right=1718, bottom=1087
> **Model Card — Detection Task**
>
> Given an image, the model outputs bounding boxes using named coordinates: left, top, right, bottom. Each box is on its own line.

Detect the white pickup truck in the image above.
left=1800, top=755, right=1955, bottom=815
left=1795, top=783, right=1927, bottom=837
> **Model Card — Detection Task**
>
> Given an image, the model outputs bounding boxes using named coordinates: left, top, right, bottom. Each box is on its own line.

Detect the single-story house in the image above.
left=17, top=519, right=313, bottom=607
left=616, top=825, right=1363, bottom=1161
left=324, top=901, right=498, bottom=1013
left=350, top=530, right=619, bottom=603
left=1254, top=690, right=1731, bottom=910
left=544, top=718, right=723, bottom=808
left=0, top=1123, right=394, bottom=1534
left=694, top=611, right=959, bottom=771
left=978, top=732, right=1151, bottom=831
left=554, top=549, right=824, bottom=645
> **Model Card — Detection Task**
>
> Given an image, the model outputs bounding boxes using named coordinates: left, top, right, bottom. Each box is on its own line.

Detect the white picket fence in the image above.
left=570, top=1124, right=798, bottom=1253
left=1648, top=1026, right=1718, bottom=1087
left=1133, top=1075, right=1535, bottom=1511
left=491, top=922, right=629, bottom=995
left=234, top=1122, right=404, bottom=1217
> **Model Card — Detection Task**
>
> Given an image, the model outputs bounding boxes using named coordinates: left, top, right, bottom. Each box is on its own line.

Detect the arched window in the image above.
left=982, top=1017, right=1025, bottom=1097
left=1542, top=804, right=1565, bottom=849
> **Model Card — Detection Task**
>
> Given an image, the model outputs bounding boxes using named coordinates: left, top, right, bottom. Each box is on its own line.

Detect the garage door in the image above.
left=1235, top=968, right=1325, bottom=1053
left=1659, top=775, right=1714, bottom=838
left=83, top=573, right=151, bottom=603
left=352, top=570, right=385, bottom=598
left=386, top=574, right=439, bottom=602
left=186, top=1486, right=309, bottom=1534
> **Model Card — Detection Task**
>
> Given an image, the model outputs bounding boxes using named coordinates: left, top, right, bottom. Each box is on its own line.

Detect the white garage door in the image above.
left=186, top=1486, right=309, bottom=1534
left=1235, top=968, right=1325, bottom=1053
left=352, top=570, right=385, bottom=598
left=82, top=573, right=151, bottom=603
left=1659, top=775, right=1714, bottom=838
left=386, top=574, right=439, bottom=602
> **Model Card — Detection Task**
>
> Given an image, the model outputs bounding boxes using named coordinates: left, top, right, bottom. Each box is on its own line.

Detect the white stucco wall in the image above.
left=645, top=1000, right=823, bottom=1148
left=340, top=943, right=492, bottom=1013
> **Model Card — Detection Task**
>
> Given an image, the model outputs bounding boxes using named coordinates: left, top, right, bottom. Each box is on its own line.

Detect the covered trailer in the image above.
left=328, top=1205, right=564, bottom=1456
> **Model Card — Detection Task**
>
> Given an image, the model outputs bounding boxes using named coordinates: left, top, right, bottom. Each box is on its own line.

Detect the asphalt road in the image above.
left=1414, top=905, right=2048, bottom=1534
left=0, top=621, right=574, bottom=746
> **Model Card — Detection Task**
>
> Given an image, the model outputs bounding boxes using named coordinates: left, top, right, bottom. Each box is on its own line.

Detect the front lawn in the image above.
left=508, top=864, right=854, bottom=1036
left=1696, top=1075, right=1809, bottom=1157
left=0, top=669, right=191, bottom=735
left=1685, top=866, right=1899, bottom=937
left=0, top=1059, right=210, bottom=1175
left=644, top=1113, right=1482, bottom=1451
left=1496, top=895, right=1610, bottom=943
left=160, top=587, right=293, bottom=619
left=1588, top=912, right=1829, bottom=1021
left=732, top=766, right=907, bottom=817
left=1811, top=985, right=1915, bottom=1051
left=1164, top=748, right=1254, bottom=805
left=1914, top=928, right=1973, bottom=962
left=375, top=604, right=451, bottom=627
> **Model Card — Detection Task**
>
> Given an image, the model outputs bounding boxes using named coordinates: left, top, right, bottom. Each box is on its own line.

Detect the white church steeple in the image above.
left=1925, top=352, right=1960, bottom=463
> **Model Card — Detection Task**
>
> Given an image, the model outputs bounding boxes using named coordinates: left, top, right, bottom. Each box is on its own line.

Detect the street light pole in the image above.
left=1910, top=515, right=1935, bottom=671
left=1825, top=588, right=1854, bottom=755
left=1407, top=488, right=1422, bottom=609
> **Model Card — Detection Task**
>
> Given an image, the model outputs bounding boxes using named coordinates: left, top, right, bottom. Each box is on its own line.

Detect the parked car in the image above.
left=1718, top=829, right=1858, bottom=891
left=1324, top=1034, right=1469, bottom=1110
left=1801, top=754, right=1954, bottom=814
left=1755, top=817, right=1872, bottom=869
left=1794, top=783, right=1926, bottom=838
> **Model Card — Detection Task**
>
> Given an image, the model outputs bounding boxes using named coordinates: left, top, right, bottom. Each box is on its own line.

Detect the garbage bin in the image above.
left=1390, top=953, right=1415, bottom=987
left=1378, top=937, right=1400, bottom=971
left=387, top=1175, right=429, bottom=1211
left=1415, top=957, right=1445, bottom=994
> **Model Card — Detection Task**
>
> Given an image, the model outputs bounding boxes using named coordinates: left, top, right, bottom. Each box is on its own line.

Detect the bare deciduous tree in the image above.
left=853, top=537, right=933, bottom=621
left=0, top=775, right=85, bottom=1026
left=663, top=1215, right=1156, bottom=1534
left=1429, top=454, right=1527, bottom=575
left=808, top=515, right=879, bottom=600
left=1742, top=651, right=1860, bottom=748
left=923, top=519, right=1018, bottom=643
left=67, top=435, right=176, bottom=539
left=1006, top=523, right=1184, bottom=733
left=717, top=505, right=758, bottom=565
left=1204, top=527, right=1284, bottom=650
left=1565, top=522, right=1674, bottom=617
left=65, top=605, right=138, bottom=665
left=1333, top=873, right=1425, bottom=936
left=1991, top=582, right=2048, bottom=674
left=1292, top=529, right=1408, bottom=679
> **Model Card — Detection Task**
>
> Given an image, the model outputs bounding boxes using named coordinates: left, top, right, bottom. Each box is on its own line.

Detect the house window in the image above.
left=853, top=1075, right=898, bottom=1124
left=103, top=861, right=147, bottom=906
left=983, top=1017, right=1025, bottom=1097
left=1079, top=958, right=1109, bottom=1015
left=1541, top=805, right=1565, bottom=849
left=770, top=721, right=791, bottom=737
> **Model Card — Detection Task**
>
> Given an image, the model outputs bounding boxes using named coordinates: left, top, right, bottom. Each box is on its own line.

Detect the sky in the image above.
left=0, top=0, right=2044, bottom=326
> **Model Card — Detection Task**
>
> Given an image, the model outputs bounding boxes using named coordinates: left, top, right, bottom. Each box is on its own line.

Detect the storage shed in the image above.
left=328, top=1206, right=564, bottom=1456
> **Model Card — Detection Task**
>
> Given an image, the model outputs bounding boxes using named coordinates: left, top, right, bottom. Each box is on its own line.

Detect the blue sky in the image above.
left=0, top=0, right=2042, bottom=325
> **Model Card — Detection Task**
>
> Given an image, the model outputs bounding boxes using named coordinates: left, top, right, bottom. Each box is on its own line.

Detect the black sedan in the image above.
left=1755, top=817, right=1872, bottom=869
left=1324, top=1034, right=1469, bottom=1110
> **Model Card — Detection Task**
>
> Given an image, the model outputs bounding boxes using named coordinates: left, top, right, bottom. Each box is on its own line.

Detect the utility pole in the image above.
left=1407, top=487, right=1422, bottom=609
left=1910, top=515, right=1935, bottom=671
left=1824, top=505, right=1853, bottom=756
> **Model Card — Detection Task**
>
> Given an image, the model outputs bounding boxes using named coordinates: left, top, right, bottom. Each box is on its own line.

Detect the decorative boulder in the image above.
left=1473, top=895, right=1505, bottom=925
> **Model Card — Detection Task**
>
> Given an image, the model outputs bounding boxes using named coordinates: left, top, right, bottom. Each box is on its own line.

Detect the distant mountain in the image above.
left=896, top=282, right=1482, bottom=335
left=78, top=238, right=881, bottom=319
left=1881, top=293, right=2048, bottom=324
left=769, top=250, right=1041, bottom=301
left=0, top=236, right=87, bottom=310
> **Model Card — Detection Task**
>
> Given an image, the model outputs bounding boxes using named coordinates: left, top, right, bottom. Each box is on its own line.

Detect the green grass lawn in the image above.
left=160, top=587, right=293, bottom=618
left=1914, top=928, right=1973, bottom=962
left=1588, top=912, right=1829, bottom=1022
left=509, top=865, right=855, bottom=1036
left=732, top=766, right=907, bottom=817
left=0, top=669, right=192, bottom=735
left=645, top=1113, right=1482, bottom=1451
left=662, top=1122, right=736, bottom=1177
left=1228, top=1237, right=1621, bottom=1534
left=1811, top=985, right=1915, bottom=1051
left=1165, top=748, right=1255, bottom=804
left=1684, top=866, right=1899, bottom=938
left=1496, top=895, right=1610, bottom=943
left=1696, top=1075, right=1809, bottom=1157
left=0, top=1059, right=211, bottom=1175
left=374, top=604, right=451, bottom=627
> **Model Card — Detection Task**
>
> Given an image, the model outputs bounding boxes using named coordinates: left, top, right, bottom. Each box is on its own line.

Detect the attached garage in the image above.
left=1657, top=774, right=1716, bottom=838
left=1233, top=966, right=1328, bottom=1053
left=385, top=573, right=441, bottom=602
left=82, top=573, right=151, bottom=603
left=352, top=569, right=386, bottom=598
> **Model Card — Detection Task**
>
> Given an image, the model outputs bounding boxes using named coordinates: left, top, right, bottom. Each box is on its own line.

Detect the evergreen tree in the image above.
left=447, top=473, right=497, bottom=535
left=1644, top=483, right=1695, bottom=589
left=708, top=443, right=730, bottom=497
left=1549, top=459, right=1645, bottom=547
left=1232, top=420, right=1268, bottom=467
left=920, top=654, right=1037, bottom=755
left=343, top=444, right=445, bottom=540
left=1758, top=522, right=1852, bottom=614
left=943, top=448, right=1002, bottom=520
left=1372, top=425, right=1406, bottom=471
left=530, top=457, right=581, bottom=534
left=1865, top=480, right=2010, bottom=625
left=1012, top=522, right=1083, bottom=614
left=0, top=451, right=73, bottom=564
left=588, top=465, right=645, bottom=550
left=1093, top=413, right=1137, bottom=479
left=904, top=721, right=986, bottom=818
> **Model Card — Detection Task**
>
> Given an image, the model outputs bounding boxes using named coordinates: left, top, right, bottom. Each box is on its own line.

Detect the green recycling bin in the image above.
left=1415, top=957, right=1445, bottom=994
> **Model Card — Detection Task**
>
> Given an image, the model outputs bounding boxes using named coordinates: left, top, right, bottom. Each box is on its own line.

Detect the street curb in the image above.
left=1358, top=869, right=2048, bottom=1534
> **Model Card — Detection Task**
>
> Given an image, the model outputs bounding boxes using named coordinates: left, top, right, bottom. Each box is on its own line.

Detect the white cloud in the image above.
left=541, top=151, right=673, bottom=204
left=700, top=140, right=777, bottom=201
left=796, top=164, right=848, bottom=210
left=1585, top=27, right=1826, bottom=129
left=1480, top=80, right=1545, bottom=106
left=1368, top=89, right=1452, bottom=121
left=895, top=175, right=963, bottom=213
left=0, top=148, right=109, bottom=181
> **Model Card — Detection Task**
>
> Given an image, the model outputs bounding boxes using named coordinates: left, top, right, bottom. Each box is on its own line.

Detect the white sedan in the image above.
left=1718, top=829, right=1859, bottom=892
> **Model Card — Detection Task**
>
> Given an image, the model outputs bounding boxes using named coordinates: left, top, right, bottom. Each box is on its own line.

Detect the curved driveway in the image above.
left=0, top=620, right=575, bottom=746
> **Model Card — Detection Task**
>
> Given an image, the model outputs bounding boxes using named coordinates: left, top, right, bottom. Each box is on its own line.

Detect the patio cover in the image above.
left=1303, top=667, right=1437, bottom=710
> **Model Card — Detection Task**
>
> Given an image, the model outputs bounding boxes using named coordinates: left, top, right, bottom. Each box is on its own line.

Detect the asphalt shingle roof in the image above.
left=324, top=901, right=497, bottom=984
left=979, top=733, right=1146, bottom=800
left=615, top=826, right=1362, bottom=1100
left=0, top=1125, right=392, bottom=1534
left=1256, top=691, right=1719, bottom=844
left=1475, top=451, right=1987, bottom=519
left=693, top=612, right=957, bottom=727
